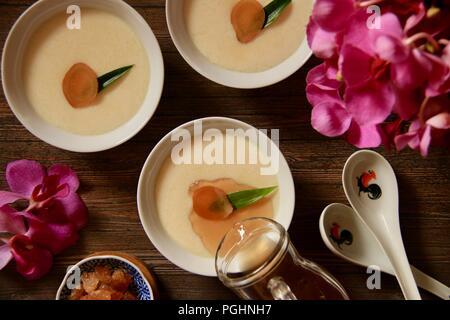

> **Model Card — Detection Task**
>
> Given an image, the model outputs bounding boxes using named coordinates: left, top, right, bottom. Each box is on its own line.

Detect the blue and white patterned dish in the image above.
left=56, top=255, right=154, bottom=300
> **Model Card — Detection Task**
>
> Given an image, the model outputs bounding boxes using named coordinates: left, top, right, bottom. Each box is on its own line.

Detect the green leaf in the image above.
left=263, top=0, right=292, bottom=28
left=227, top=186, right=278, bottom=210
left=97, top=65, right=134, bottom=93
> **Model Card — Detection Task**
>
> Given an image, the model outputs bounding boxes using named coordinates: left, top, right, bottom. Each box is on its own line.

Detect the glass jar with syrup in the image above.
left=216, top=217, right=349, bottom=300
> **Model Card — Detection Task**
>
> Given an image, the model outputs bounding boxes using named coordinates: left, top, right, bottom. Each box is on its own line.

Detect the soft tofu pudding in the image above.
left=22, top=8, right=150, bottom=135
left=155, top=133, right=279, bottom=257
left=183, top=0, right=313, bottom=72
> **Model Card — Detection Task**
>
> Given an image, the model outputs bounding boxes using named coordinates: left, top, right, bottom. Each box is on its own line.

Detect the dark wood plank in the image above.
left=0, top=0, right=448, bottom=300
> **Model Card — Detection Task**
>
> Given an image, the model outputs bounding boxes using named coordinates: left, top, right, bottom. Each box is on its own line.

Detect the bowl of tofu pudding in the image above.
left=2, top=0, right=164, bottom=152
left=137, top=117, right=295, bottom=276
left=166, top=0, right=314, bottom=88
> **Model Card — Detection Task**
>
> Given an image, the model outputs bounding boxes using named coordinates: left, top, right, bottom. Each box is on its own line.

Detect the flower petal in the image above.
left=47, top=165, right=80, bottom=192
left=345, top=81, right=395, bottom=125
left=312, top=0, right=355, bottom=32
left=26, top=220, right=79, bottom=255
left=426, top=112, right=450, bottom=130
left=392, top=49, right=432, bottom=90
left=443, top=43, right=450, bottom=67
left=405, top=4, right=426, bottom=32
left=307, top=18, right=339, bottom=59
left=9, top=234, right=53, bottom=280
left=344, top=12, right=405, bottom=57
left=18, top=211, right=79, bottom=255
left=380, top=117, right=402, bottom=149
left=51, top=193, right=88, bottom=230
left=395, top=131, right=419, bottom=151
left=368, top=13, right=407, bottom=62
left=306, top=83, right=341, bottom=108
left=372, top=13, right=404, bottom=39
left=424, top=52, right=449, bottom=97
left=0, top=191, right=26, bottom=207
left=306, top=63, right=340, bottom=88
left=0, top=205, right=26, bottom=235
left=393, top=87, right=422, bottom=120
left=6, top=160, right=46, bottom=196
left=346, top=121, right=382, bottom=148
left=311, top=101, right=352, bottom=137
left=419, top=95, right=450, bottom=122
left=342, top=10, right=374, bottom=55
left=340, top=45, right=373, bottom=87
left=394, top=119, right=424, bottom=151
left=0, top=244, right=13, bottom=270
left=419, top=125, right=432, bottom=157
left=374, top=34, right=409, bottom=63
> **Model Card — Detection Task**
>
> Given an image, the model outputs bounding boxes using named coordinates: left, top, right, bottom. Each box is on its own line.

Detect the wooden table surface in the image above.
left=0, top=0, right=449, bottom=300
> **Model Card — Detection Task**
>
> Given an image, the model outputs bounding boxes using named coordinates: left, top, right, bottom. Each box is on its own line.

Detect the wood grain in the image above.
left=0, top=0, right=448, bottom=300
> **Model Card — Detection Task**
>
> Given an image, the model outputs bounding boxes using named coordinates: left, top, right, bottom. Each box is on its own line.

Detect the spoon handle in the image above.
left=411, top=266, right=450, bottom=300
left=381, top=237, right=421, bottom=300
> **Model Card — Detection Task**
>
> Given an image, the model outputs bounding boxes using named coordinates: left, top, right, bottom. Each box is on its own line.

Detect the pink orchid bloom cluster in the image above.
left=0, top=160, right=87, bottom=280
left=306, top=0, right=450, bottom=156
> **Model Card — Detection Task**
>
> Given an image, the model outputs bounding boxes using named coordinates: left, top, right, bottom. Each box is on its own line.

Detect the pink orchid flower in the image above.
left=0, top=205, right=52, bottom=280
left=343, top=10, right=450, bottom=121
left=395, top=96, right=450, bottom=156
left=0, top=160, right=87, bottom=280
left=423, top=46, right=450, bottom=97
left=307, top=0, right=449, bottom=155
left=307, top=63, right=383, bottom=148
left=370, top=12, right=450, bottom=101
left=395, top=119, right=432, bottom=156
left=9, top=235, right=53, bottom=281
left=0, top=160, right=87, bottom=232
left=307, top=14, right=404, bottom=143
left=340, top=12, right=441, bottom=125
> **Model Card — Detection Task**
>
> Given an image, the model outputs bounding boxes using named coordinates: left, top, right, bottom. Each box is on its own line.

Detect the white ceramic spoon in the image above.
left=342, top=150, right=421, bottom=300
left=319, top=203, right=450, bottom=300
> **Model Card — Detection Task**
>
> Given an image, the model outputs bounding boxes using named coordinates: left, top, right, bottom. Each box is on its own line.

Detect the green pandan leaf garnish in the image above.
left=263, top=0, right=292, bottom=28
left=227, top=186, right=278, bottom=210
left=97, top=65, right=134, bottom=93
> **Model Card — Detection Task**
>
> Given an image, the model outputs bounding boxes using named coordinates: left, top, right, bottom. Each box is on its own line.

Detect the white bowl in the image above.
left=166, top=0, right=312, bottom=89
left=1, top=0, right=164, bottom=152
left=137, top=117, right=295, bottom=276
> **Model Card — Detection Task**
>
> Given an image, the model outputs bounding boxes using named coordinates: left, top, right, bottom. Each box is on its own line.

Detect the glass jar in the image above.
left=215, top=217, right=349, bottom=300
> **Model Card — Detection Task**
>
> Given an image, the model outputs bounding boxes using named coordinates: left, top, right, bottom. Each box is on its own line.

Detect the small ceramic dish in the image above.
left=166, top=0, right=312, bottom=88
left=2, top=0, right=164, bottom=152
left=56, top=252, right=156, bottom=300
left=137, top=117, right=295, bottom=276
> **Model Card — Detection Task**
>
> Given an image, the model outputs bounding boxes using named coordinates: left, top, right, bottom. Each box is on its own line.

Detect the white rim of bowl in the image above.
left=165, top=0, right=313, bottom=89
left=55, top=254, right=154, bottom=300
left=137, top=116, right=296, bottom=276
left=1, top=0, right=164, bottom=152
